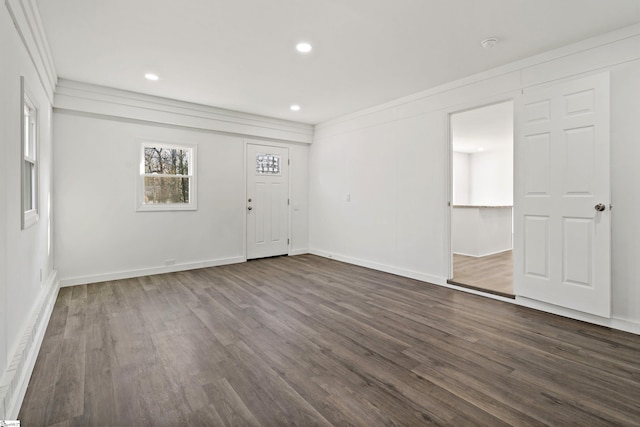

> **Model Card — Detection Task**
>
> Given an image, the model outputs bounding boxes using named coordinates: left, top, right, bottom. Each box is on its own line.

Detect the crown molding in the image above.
left=317, top=23, right=640, bottom=131
left=55, top=79, right=314, bottom=144
left=5, top=0, right=57, bottom=102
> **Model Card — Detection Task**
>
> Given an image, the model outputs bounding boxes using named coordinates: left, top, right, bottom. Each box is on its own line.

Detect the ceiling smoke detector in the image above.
left=480, top=38, right=498, bottom=49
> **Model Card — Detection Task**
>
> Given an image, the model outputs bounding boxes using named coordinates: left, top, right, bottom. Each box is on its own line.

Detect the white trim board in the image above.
left=289, top=249, right=309, bottom=256
left=54, top=79, right=314, bottom=144
left=517, top=297, right=640, bottom=336
left=309, top=250, right=639, bottom=335
left=309, top=249, right=516, bottom=304
left=59, top=256, right=246, bottom=287
left=0, top=270, right=59, bottom=419
left=315, top=25, right=640, bottom=140
left=452, top=249, right=513, bottom=258
left=309, top=248, right=446, bottom=286
left=5, top=0, right=57, bottom=102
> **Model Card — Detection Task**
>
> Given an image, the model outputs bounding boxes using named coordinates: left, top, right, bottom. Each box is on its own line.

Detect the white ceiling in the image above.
left=451, top=101, right=513, bottom=154
left=36, top=0, right=640, bottom=124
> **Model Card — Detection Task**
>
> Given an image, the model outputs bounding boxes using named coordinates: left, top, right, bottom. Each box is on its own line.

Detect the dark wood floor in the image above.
left=19, top=255, right=640, bottom=426
left=452, top=251, right=514, bottom=297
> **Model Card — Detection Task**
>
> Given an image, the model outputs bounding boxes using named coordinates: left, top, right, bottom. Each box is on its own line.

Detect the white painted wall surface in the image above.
left=453, top=148, right=513, bottom=206
left=0, top=1, right=58, bottom=418
left=452, top=207, right=513, bottom=256
left=54, top=112, right=309, bottom=284
left=452, top=152, right=470, bottom=205
left=469, top=148, right=513, bottom=206
left=310, top=113, right=448, bottom=284
left=311, top=26, right=640, bottom=330
left=609, top=60, right=640, bottom=324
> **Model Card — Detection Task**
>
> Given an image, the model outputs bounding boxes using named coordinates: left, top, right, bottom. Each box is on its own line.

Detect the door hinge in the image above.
left=288, top=159, right=290, bottom=165
left=288, top=198, right=290, bottom=205
left=287, top=238, right=290, bottom=245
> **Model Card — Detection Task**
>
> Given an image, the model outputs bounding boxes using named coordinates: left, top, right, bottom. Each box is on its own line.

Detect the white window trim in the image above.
left=136, top=141, right=197, bottom=212
left=21, top=76, right=39, bottom=229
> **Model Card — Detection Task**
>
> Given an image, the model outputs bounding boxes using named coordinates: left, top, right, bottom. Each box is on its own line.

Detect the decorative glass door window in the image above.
left=256, top=153, right=281, bottom=175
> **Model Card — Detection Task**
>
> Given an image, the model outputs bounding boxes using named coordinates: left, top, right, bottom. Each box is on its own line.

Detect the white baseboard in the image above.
left=453, top=248, right=513, bottom=258
left=0, top=270, right=60, bottom=419
left=308, top=249, right=639, bottom=335
left=309, top=248, right=445, bottom=286
left=309, top=249, right=517, bottom=304
left=517, top=297, right=640, bottom=335
left=288, top=249, right=309, bottom=256
left=59, top=256, right=246, bottom=287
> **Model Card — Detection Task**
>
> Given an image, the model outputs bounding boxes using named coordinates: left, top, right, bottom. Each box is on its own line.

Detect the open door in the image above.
left=515, top=73, right=611, bottom=317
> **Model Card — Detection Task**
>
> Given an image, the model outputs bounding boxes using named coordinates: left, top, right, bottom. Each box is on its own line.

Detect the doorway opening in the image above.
left=448, top=100, right=514, bottom=298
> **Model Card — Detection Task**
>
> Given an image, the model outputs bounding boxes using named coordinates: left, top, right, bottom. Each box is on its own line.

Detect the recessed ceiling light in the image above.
left=296, top=42, right=312, bottom=53
left=290, top=104, right=301, bottom=111
left=480, top=38, right=498, bottom=49
left=478, top=147, right=485, bottom=152
left=145, top=73, right=159, bottom=81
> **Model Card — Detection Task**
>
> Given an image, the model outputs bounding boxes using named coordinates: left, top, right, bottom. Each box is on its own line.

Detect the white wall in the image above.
left=310, top=113, right=448, bottom=284
left=54, top=109, right=310, bottom=285
left=469, top=148, right=513, bottom=206
left=452, top=152, right=470, bottom=205
left=453, top=148, right=513, bottom=206
left=452, top=207, right=513, bottom=256
left=0, top=0, right=58, bottom=418
left=310, top=25, right=640, bottom=331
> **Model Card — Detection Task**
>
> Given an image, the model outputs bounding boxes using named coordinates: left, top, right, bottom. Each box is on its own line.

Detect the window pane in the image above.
left=144, top=176, right=190, bottom=204
left=144, top=147, right=190, bottom=175
left=23, top=161, right=33, bottom=211
left=24, top=107, right=30, bottom=157
left=256, top=153, right=281, bottom=175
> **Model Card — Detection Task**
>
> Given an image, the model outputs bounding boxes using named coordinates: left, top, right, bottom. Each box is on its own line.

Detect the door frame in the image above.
left=445, top=95, right=518, bottom=288
left=243, top=139, right=292, bottom=260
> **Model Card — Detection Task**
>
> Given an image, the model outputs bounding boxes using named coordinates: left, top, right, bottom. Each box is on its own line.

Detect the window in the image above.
left=137, top=142, right=197, bottom=211
left=256, top=153, right=281, bottom=175
left=21, top=77, right=38, bottom=229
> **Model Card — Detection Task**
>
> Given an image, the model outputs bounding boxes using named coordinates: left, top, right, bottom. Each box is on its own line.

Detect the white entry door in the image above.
left=514, top=73, right=611, bottom=318
left=246, top=143, right=289, bottom=259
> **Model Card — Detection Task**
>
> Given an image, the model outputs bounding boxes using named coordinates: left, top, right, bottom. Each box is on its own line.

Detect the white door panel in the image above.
left=246, top=144, right=289, bottom=259
left=515, top=73, right=611, bottom=318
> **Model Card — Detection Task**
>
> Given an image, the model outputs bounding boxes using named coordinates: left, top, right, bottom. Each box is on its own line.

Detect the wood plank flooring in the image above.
left=19, top=254, right=640, bottom=426
left=452, top=251, right=514, bottom=297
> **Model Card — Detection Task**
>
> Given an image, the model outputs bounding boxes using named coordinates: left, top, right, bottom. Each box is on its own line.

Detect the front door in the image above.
left=514, top=72, right=611, bottom=317
left=246, top=143, right=289, bottom=259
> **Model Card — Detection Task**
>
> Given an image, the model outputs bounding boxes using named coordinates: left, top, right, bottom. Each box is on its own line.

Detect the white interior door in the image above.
left=514, top=73, right=611, bottom=317
left=246, top=143, right=289, bottom=259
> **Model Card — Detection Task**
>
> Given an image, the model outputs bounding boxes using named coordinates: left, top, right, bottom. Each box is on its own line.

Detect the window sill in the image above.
left=136, top=204, right=197, bottom=212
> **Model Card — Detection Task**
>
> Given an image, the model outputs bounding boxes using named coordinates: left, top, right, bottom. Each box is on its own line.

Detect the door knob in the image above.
left=247, top=206, right=253, bottom=211
left=594, top=203, right=606, bottom=212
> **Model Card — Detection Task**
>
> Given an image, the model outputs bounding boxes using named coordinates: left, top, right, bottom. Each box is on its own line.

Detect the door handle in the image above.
left=594, top=203, right=606, bottom=212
